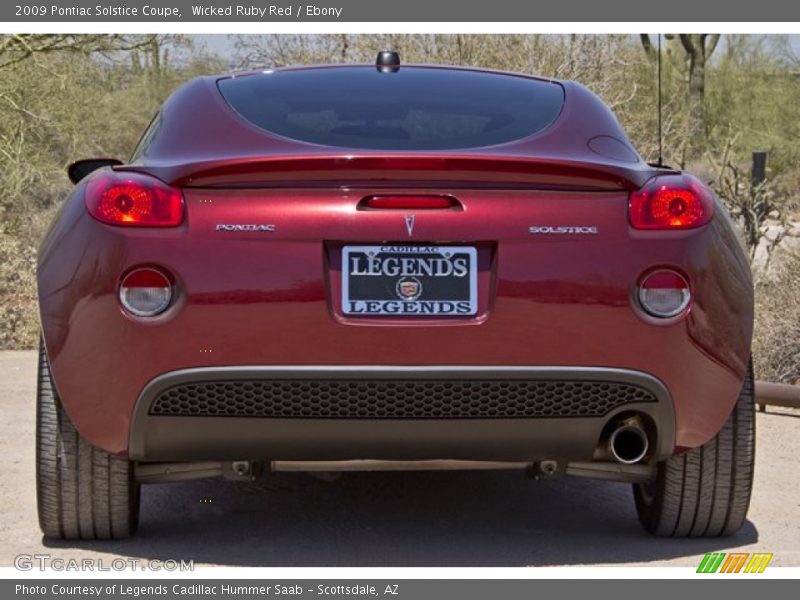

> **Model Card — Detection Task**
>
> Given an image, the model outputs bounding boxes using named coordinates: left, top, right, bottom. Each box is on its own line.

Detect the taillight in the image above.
left=119, top=268, right=173, bottom=317
left=85, top=171, right=184, bottom=227
left=359, top=195, right=461, bottom=210
left=637, top=269, right=691, bottom=318
left=629, top=174, right=714, bottom=230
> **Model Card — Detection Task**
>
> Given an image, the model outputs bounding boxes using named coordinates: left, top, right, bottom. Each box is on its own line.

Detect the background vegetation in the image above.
left=0, top=34, right=798, bottom=382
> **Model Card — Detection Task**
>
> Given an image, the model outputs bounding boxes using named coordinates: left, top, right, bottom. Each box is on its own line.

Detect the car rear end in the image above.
left=36, top=64, right=754, bottom=539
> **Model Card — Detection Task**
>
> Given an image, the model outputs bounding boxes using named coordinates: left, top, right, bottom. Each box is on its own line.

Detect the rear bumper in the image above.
left=129, top=366, right=674, bottom=462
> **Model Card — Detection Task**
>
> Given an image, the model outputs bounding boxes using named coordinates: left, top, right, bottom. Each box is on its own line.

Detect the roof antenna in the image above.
left=376, top=50, right=400, bottom=73
left=656, top=33, right=664, bottom=167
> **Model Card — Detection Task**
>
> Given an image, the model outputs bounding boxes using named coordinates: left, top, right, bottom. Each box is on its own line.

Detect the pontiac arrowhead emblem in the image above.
left=405, top=215, right=415, bottom=236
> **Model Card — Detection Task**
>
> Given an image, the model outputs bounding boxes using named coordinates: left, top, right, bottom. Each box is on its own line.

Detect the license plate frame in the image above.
left=341, top=245, right=478, bottom=317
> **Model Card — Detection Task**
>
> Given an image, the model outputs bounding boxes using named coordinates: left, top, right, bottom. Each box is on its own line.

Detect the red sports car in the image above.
left=36, top=53, right=755, bottom=540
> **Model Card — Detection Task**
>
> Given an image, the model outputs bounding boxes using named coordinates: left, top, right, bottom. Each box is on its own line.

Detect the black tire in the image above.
left=36, top=339, right=140, bottom=540
left=634, top=360, right=755, bottom=537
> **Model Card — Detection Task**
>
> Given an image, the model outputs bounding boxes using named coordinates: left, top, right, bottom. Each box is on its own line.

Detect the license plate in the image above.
left=342, top=245, right=477, bottom=316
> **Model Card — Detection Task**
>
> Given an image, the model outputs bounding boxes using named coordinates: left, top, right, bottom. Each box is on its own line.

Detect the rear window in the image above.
left=217, top=66, right=564, bottom=150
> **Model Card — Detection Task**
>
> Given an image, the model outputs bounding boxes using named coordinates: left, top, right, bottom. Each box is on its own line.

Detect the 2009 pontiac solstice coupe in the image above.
left=36, top=52, right=754, bottom=540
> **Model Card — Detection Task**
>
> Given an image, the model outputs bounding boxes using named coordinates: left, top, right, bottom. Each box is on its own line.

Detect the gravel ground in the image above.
left=1, top=350, right=798, bottom=568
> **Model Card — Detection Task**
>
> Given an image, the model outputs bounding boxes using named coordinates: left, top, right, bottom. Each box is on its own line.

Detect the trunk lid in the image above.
left=180, top=184, right=633, bottom=326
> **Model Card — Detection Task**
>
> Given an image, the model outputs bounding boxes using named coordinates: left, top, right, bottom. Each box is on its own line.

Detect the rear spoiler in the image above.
left=119, top=155, right=677, bottom=191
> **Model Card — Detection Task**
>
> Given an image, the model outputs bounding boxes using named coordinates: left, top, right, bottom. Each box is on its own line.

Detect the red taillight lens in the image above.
left=629, top=174, right=714, bottom=230
left=85, top=171, right=184, bottom=227
left=119, top=268, right=173, bottom=317
left=361, top=195, right=460, bottom=210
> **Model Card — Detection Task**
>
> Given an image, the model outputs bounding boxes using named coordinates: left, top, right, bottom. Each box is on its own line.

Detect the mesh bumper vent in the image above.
left=148, top=379, right=656, bottom=419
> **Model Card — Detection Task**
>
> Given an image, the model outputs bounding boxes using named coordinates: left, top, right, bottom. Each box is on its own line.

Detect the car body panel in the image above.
left=39, top=183, right=752, bottom=457
left=37, top=64, right=753, bottom=460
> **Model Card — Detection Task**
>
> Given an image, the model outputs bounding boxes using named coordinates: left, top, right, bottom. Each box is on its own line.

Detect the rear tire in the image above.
left=634, top=360, right=755, bottom=537
left=36, top=339, right=140, bottom=539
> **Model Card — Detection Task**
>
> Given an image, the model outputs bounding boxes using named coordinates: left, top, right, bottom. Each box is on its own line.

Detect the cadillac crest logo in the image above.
left=396, top=277, right=422, bottom=300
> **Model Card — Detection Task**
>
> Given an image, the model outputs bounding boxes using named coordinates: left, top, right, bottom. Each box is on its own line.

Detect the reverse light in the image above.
left=638, top=270, right=691, bottom=319
left=629, top=174, right=714, bottom=230
left=119, top=268, right=173, bottom=317
left=85, top=171, right=184, bottom=227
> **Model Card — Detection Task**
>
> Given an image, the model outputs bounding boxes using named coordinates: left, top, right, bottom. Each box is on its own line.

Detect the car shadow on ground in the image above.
left=44, top=471, right=757, bottom=566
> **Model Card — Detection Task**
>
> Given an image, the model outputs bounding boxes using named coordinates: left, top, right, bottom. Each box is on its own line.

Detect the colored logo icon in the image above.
left=697, top=552, right=773, bottom=573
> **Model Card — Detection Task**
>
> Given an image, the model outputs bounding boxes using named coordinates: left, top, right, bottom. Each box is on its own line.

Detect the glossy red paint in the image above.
left=38, top=65, right=753, bottom=458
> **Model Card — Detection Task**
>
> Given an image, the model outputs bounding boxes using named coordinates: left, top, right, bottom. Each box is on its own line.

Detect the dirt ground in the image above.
left=1, top=350, right=798, bottom=568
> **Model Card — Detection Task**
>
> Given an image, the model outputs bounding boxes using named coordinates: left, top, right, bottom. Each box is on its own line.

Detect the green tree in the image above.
left=641, top=34, right=720, bottom=158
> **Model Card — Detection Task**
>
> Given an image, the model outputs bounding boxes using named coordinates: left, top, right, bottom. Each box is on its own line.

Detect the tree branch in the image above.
left=679, top=34, right=697, bottom=57
left=706, top=34, right=721, bottom=57
left=639, top=34, right=656, bottom=60
left=0, top=34, right=158, bottom=71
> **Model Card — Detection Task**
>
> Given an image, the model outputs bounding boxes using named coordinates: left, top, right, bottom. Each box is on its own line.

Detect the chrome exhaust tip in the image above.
left=608, top=420, right=649, bottom=465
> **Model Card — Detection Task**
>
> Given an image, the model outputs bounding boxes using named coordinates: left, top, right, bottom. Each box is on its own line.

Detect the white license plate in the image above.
left=342, top=245, right=478, bottom=316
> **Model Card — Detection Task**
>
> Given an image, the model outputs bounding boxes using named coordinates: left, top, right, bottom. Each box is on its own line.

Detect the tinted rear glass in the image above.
left=217, top=67, right=564, bottom=150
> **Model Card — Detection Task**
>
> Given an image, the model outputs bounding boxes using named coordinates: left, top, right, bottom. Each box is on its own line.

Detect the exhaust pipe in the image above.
left=608, top=418, right=649, bottom=464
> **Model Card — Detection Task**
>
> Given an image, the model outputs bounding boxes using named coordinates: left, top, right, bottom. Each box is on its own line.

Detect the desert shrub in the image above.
left=752, top=252, right=800, bottom=384
left=0, top=36, right=223, bottom=349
